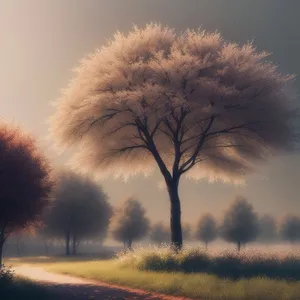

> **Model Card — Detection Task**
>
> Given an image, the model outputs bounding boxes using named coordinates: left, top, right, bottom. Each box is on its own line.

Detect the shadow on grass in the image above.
left=0, top=266, right=53, bottom=300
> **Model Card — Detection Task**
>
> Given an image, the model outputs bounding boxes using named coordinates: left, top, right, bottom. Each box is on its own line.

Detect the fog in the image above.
left=1, top=0, right=300, bottom=224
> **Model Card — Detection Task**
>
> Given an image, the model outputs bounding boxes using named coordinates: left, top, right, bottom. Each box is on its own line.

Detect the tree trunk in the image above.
left=237, top=241, right=241, bottom=252
left=72, top=233, right=77, bottom=255
left=128, top=239, right=132, bottom=250
left=65, top=230, right=70, bottom=256
left=43, top=240, right=49, bottom=255
left=167, top=179, right=183, bottom=251
left=0, top=231, right=4, bottom=268
left=205, top=242, right=208, bottom=250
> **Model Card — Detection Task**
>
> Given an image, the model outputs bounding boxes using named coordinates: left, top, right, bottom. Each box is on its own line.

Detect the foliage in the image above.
left=0, top=265, right=14, bottom=288
left=149, top=222, right=170, bottom=244
left=42, top=170, right=112, bottom=254
left=0, top=122, right=53, bottom=265
left=280, top=215, right=300, bottom=243
left=117, top=245, right=300, bottom=281
left=110, top=197, right=150, bottom=248
left=195, top=214, right=218, bottom=247
left=8, top=255, right=300, bottom=300
left=182, top=223, right=192, bottom=241
left=258, top=214, right=278, bottom=242
left=50, top=23, right=297, bottom=249
left=0, top=274, right=52, bottom=300
left=220, top=196, right=259, bottom=250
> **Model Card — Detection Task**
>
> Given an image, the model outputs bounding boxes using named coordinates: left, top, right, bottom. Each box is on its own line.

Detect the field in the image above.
left=5, top=243, right=300, bottom=300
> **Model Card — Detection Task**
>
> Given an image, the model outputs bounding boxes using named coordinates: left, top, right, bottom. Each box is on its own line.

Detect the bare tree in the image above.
left=44, top=171, right=112, bottom=255
left=258, top=214, right=278, bottom=243
left=50, top=24, right=297, bottom=250
left=280, top=215, right=300, bottom=244
left=150, top=222, right=170, bottom=244
left=195, top=214, right=217, bottom=249
left=0, top=123, right=53, bottom=266
left=220, top=196, right=259, bottom=251
left=110, top=197, right=150, bottom=249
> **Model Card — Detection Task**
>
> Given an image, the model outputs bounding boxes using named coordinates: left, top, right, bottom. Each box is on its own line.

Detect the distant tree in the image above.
left=220, top=196, right=259, bottom=251
left=110, top=197, right=150, bottom=249
left=0, top=123, right=53, bottom=267
left=44, top=171, right=112, bottom=255
left=280, top=215, right=300, bottom=244
left=258, top=214, right=278, bottom=243
left=150, top=222, right=170, bottom=244
left=50, top=24, right=297, bottom=250
left=195, top=214, right=217, bottom=249
left=182, top=223, right=192, bottom=241
left=36, top=210, right=55, bottom=255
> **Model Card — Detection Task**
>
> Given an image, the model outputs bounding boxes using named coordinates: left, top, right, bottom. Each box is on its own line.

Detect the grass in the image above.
left=116, top=246, right=300, bottom=280
left=6, top=253, right=300, bottom=300
left=0, top=269, right=53, bottom=300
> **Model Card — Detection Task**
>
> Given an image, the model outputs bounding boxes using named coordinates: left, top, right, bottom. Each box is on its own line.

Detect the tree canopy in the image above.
left=0, top=122, right=53, bottom=265
left=195, top=214, right=218, bottom=248
left=258, top=214, right=278, bottom=242
left=280, top=215, right=300, bottom=244
left=110, top=197, right=150, bottom=249
left=149, top=222, right=170, bottom=244
left=50, top=23, right=297, bottom=249
left=220, top=196, right=259, bottom=251
left=44, top=170, right=112, bottom=255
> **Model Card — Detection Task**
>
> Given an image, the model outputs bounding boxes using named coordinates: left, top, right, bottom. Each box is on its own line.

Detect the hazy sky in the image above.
left=1, top=0, right=300, bottom=224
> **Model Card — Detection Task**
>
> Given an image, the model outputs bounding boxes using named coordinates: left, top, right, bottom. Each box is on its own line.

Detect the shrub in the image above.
left=0, top=266, right=15, bottom=290
left=116, top=246, right=300, bottom=280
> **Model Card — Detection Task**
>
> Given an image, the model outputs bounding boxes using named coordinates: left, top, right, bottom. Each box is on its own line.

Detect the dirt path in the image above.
left=13, top=265, right=192, bottom=300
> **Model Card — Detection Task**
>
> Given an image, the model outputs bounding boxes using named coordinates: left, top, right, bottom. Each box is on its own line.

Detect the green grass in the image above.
left=6, top=256, right=300, bottom=300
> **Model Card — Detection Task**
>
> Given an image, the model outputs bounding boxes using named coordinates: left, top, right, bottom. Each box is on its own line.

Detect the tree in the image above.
left=44, top=171, right=112, bottom=255
left=50, top=24, right=297, bottom=250
left=0, top=123, right=53, bottom=266
left=195, top=214, right=217, bottom=248
left=182, top=223, right=192, bottom=241
left=36, top=211, right=55, bottom=255
left=150, top=222, right=170, bottom=244
left=280, top=215, right=300, bottom=244
left=220, top=196, right=259, bottom=251
left=258, top=214, right=278, bottom=243
left=110, top=197, right=150, bottom=249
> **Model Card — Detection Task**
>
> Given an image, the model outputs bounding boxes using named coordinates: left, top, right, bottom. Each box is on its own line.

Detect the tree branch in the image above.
left=179, top=116, right=215, bottom=174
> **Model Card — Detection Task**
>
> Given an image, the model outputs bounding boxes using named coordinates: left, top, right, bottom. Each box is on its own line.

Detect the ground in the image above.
left=12, top=265, right=190, bottom=300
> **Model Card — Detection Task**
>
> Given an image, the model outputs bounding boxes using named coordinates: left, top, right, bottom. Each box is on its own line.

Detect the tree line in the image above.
left=16, top=176, right=300, bottom=255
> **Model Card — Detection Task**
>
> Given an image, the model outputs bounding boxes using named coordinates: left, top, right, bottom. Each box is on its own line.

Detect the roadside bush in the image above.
left=0, top=266, right=15, bottom=289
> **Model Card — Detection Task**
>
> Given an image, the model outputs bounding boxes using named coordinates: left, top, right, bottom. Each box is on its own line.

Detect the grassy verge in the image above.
left=6, top=256, right=300, bottom=300
left=116, top=246, right=300, bottom=280
left=0, top=276, right=53, bottom=300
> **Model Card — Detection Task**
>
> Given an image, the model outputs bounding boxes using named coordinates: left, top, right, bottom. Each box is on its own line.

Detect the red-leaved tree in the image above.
left=0, top=123, right=53, bottom=266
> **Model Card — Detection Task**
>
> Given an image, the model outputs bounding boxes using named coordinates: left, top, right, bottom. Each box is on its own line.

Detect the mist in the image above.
left=1, top=0, right=300, bottom=224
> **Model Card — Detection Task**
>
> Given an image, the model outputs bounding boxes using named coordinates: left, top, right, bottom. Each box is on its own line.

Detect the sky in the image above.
left=1, top=0, right=300, bottom=224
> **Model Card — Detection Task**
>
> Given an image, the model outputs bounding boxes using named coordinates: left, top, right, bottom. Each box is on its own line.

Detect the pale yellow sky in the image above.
left=1, top=0, right=300, bottom=223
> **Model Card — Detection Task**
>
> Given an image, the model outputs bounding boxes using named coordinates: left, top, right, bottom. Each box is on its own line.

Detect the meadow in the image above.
left=5, top=243, right=300, bottom=300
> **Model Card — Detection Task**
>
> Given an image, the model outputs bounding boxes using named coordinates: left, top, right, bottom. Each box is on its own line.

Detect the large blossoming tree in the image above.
left=49, top=24, right=297, bottom=250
